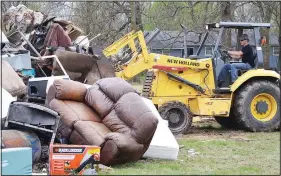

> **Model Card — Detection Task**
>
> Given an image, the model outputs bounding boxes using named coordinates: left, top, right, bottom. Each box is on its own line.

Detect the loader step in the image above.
left=213, top=88, right=231, bottom=94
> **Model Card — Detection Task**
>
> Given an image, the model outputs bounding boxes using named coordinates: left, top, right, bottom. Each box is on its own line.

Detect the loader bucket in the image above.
left=83, top=45, right=116, bottom=84
left=85, top=57, right=116, bottom=84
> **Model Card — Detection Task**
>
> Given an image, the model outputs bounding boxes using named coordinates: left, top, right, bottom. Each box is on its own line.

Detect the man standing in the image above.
left=218, top=34, right=254, bottom=86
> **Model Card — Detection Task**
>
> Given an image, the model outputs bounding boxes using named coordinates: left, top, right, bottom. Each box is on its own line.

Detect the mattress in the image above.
left=142, top=98, right=179, bottom=160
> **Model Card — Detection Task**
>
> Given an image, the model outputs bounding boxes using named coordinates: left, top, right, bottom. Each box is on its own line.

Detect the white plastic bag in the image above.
left=2, top=88, right=16, bottom=118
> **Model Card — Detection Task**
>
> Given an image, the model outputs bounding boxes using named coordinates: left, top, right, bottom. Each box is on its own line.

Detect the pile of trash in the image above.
left=1, top=5, right=180, bottom=175
left=2, top=4, right=115, bottom=85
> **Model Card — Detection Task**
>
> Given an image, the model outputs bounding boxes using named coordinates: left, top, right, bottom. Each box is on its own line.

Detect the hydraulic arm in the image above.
left=103, top=29, right=212, bottom=81
left=103, top=29, right=160, bottom=80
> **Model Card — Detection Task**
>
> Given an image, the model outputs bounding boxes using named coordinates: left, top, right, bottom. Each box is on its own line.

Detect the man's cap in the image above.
left=239, top=34, right=249, bottom=41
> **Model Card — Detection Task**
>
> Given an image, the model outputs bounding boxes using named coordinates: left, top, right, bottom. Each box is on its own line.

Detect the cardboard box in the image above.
left=49, top=144, right=100, bottom=175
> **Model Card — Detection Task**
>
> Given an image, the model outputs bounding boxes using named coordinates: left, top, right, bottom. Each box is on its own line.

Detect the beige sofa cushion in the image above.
left=50, top=99, right=101, bottom=128
left=70, top=121, right=111, bottom=146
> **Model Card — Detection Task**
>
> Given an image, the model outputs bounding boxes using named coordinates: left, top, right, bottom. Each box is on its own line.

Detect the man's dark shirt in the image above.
left=241, top=44, right=254, bottom=68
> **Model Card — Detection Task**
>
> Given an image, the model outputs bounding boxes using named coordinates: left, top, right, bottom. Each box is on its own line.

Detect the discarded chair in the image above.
left=46, top=78, right=158, bottom=165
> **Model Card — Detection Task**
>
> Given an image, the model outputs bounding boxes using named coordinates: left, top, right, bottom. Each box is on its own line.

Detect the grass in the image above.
left=99, top=119, right=280, bottom=175
left=131, top=83, right=144, bottom=92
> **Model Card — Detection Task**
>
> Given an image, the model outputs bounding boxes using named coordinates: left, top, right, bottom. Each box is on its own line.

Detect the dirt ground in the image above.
left=177, top=117, right=253, bottom=141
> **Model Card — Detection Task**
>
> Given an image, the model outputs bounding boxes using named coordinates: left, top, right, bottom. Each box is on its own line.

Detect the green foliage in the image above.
left=129, top=71, right=147, bottom=85
left=24, top=2, right=42, bottom=12
left=143, top=2, right=221, bottom=31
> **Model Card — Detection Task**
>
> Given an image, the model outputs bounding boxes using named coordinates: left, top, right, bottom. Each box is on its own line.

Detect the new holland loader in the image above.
left=102, top=22, right=280, bottom=134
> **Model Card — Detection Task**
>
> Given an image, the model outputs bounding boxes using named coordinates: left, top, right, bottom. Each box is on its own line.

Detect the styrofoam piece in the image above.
left=84, top=84, right=92, bottom=89
left=142, top=97, right=179, bottom=160
left=1, top=30, right=9, bottom=43
left=74, top=35, right=90, bottom=49
left=2, top=53, right=32, bottom=71
left=2, top=88, right=16, bottom=118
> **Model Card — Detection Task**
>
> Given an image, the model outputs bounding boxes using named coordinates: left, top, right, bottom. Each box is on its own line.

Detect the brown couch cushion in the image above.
left=102, top=110, right=131, bottom=135
left=53, top=79, right=87, bottom=102
left=49, top=99, right=101, bottom=128
left=85, top=85, right=114, bottom=118
left=71, top=121, right=111, bottom=146
left=69, top=130, right=88, bottom=145
left=114, top=92, right=158, bottom=144
left=101, top=133, right=146, bottom=165
left=104, top=133, right=143, bottom=153
left=114, top=92, right=149, bottom=126
left=100, top=140, right=119, bottom=165
left=96, top=78, right=137, bottom=102
left=57, top=121, right=73, bottom=139
left=130, top=111, right=158, bottom=144
left=46, top=84, right=56, bottom=107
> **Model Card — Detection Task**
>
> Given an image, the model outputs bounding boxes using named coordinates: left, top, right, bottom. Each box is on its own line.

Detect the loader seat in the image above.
left=237, top=51, right=257, bottom=76
left=46, top=78, right=158, bottom=165
left=218, top=51, right=257, bottom=87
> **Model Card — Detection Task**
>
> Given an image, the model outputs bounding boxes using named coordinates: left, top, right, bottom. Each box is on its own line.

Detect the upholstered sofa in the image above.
left=46, top=78, right=158, bottom=165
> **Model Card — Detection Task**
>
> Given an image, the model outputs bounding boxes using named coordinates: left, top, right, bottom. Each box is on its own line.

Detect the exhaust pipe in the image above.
left=145, top=28, right=160, bottom=45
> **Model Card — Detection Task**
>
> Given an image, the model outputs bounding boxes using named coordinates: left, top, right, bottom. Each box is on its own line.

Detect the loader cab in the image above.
left=204, top=22, right=271, bottom=88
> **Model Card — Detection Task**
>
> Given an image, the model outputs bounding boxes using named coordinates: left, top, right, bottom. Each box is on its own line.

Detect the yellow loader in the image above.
left=103, top=22, right=280, bottom=134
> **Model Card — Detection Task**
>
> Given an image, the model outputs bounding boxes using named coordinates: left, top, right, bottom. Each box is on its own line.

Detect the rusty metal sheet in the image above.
left=2, top=130, right=41, bottom=163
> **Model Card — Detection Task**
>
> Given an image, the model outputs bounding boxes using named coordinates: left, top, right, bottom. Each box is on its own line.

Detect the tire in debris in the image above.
left=232, top=80, right=280, bottom=132
left=158, top=101, right=193, bottom=134
left=214, top=111, right=240, bottom=129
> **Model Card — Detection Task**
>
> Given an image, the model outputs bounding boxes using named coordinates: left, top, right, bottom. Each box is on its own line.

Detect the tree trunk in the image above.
left=221, top=2, right=232, bottom=49
left=258, top=2, right=274, bottom=69
left=85, top=2, right=92, bottom=34
left=279, top=2, right=281, bottom=71
left=236, top=29, right=243, bottom=50
left=203, top=2, right=209, bottom=23
left=130, top=2, right=137, bottom=31
left=135, top=2, right=143, bottom=31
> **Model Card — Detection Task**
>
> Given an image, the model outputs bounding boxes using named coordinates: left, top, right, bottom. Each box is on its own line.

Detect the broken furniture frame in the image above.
left=4, top=102, right=61, bottom=145
left=10, top=30, right=69, bottom=77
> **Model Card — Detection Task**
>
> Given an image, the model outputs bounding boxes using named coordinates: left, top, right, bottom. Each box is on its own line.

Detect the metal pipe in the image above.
left=88, top=33, right=101, bottom=44
left=214, top=27, right=224, bottom=52
left=44, top=55, right=68, bottom=76
left=254, top=27, right=264, bottom=69
left=180, top=24, right=188, bottom=58
left=160, top=69, right=205, bottom=93
left=143, top=31, right=149, bottom=39
left=31, top=55, right=69, bottom=76
left=184, top=32, right=187, bottom=58
left=17, top=30, right=42, bottom=58
left=75, top=32, right=92, bottom=45
left=196, top=30, right=210, bottom=56
left=145, top=28, right=160, bottom=45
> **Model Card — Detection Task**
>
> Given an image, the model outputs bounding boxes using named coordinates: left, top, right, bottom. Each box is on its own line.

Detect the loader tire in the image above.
left=158, top=101, right=193, bottom=134
left=233, top=80, right=280, bottom=132
left=214, top=113, right=239, bottom=130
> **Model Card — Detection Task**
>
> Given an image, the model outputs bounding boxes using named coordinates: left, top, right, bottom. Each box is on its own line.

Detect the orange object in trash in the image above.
left=49, top=144, right=100, bottom=175
left=261, top=36, right=267, bottom=46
